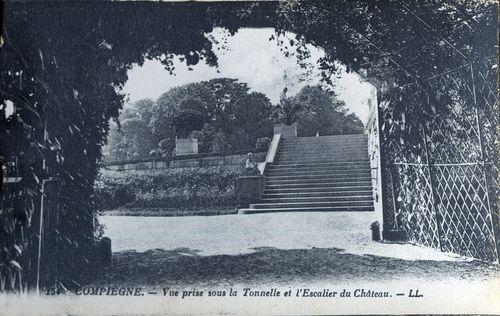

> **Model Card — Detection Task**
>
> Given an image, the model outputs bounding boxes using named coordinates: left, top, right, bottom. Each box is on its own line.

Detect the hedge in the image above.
left=94, top=166, right=244, bottom=210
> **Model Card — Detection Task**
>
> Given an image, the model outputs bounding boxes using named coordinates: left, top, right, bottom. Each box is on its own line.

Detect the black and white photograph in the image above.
left=0, top=0, right=499, bottom=315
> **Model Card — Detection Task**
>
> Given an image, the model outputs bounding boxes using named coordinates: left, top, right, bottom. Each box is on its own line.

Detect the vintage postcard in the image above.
left=0, top=0, right=499, bottom=315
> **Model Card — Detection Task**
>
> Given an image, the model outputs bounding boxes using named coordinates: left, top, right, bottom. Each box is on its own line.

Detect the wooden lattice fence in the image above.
left=382, top=57, right=499, bottom=262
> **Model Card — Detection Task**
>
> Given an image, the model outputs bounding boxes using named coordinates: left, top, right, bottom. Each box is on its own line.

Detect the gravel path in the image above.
left=94, top=213, right=500, bottom=289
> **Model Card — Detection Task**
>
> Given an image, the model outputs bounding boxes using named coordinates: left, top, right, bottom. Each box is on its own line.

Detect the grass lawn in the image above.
left=103, top=206, right=238, bottom=217
left=93, top=213, right=500, bottom=290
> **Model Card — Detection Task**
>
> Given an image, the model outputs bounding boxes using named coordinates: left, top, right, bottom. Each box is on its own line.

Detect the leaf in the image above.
left=33, top=173, right=40, bottom=184
left=13, top=245, right=22, bottom=256
left=9, top=260, right=22, bottom=270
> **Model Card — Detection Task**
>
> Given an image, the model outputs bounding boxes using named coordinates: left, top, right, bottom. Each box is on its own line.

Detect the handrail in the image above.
left=364, top=94, right=378, bottom=132
left=260, top=133, right=281, bottom=175
left=266, top=133, right=281, bottom=163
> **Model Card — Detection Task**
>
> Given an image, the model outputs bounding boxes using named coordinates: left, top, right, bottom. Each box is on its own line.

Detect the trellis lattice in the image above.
left=382, top=168, right=398, bottom=232
left=433, top=164, right=497, bottom=261
left=426, top=66, right=482, bottom=164
left=382, top=58, right=499, bottom=262
left=392, top=163, right=440, bottom=250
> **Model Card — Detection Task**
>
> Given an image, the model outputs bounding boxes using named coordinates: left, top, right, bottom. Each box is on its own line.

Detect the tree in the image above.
left=150, top=78, right=272, bottom=154
left=271, top=85, right=364, bottom=136
left=230, top=92, right=273, bottom=148
left=292, top=85, right=364, bottom=136
left=103, top=121, right=128, bottom=161
left=172, top=110, right=205, bottom=139
left=103, top=99, right=157, bottom=161
left=271, top=87, right=303, bottom=125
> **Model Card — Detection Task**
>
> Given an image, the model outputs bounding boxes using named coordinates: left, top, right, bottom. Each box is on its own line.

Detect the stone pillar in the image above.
left=175, top=137, right=198, bottom=156
left=98, top=237, right=112, bottom=267
left=236, top=175, right=265, bottom=208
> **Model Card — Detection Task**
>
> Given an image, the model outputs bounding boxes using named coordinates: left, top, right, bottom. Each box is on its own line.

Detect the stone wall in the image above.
left=106, top=151, right=267, bottom=171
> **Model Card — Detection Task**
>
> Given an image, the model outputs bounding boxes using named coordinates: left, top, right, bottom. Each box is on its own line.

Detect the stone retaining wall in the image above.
left=106, top=152, right=266, bottom=171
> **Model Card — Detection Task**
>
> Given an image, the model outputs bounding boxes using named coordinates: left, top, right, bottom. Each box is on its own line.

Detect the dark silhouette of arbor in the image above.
left=0, top=0, right=496, bottom=291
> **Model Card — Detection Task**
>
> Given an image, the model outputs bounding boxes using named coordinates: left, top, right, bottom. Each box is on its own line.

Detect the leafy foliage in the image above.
left=255, top=137, right=272, bottom=150
left=103, top=99, right=158, bottom=161
left=149, top=78, right=273, bottom=155
left=95, top=166, right=243, bottom=210
left=271, top=85, right=364, bottom=135
left=293, top=86, right=364, bottom=136
left=106, top=78, right=274, bottom=160
left=0, top=1, right=267, bottom=291
left=272, top=88, right=302, bottom=125
left=172, top=111, right=205, bottom=139
left=276, top=0, right=497, bottom=155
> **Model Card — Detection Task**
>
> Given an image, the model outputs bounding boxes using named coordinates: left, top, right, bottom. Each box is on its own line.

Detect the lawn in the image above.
left=104, top=206, right=237, bottom=217
left=94, top=212, right=500, bottom=289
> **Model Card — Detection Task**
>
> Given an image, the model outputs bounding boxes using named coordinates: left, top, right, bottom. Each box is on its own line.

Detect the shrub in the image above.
left=255, top=137, right=271, bottom=150
left=94, top=165, right=243, bottom=210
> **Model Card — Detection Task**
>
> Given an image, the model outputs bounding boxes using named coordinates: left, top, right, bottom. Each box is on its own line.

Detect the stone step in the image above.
left=282, top=137, right=367, bottom=142
left=279, top=144, right=367, bottom=149
left=266, top=166, right=370, bottom=173
left=264, top=181, right=371, bottom=193
left=266, top=180, right=371, bottom=188
left=284, top=135, right=367, bottom=141
left=262, top=190, right=373, bottom=198
left=282, top=138, right=367, bottom=143
left=264, top=185, right=373, bottom=194
left=276, top=152, right=368, bottom=158
left=277, top=152, right=367, bottom=158
left=274, top=156, right=364, bottom=165
left=268, top=161, right=370, bottom=169
left=279, top=149, right=367, bottom=154
left=261, top=195, right=373, bottom=203
left=239, top=205, right=374, bottom=214
left=266, top=177, right=372, bottom=185
left=275, top=155, right=368, bottom=161
left=251, top=200, right=373, bottom=209
left=274, top=160, right=368, bottom=165
left=265, top=169, right=370, bottom=176
left=282, top=141, right=367, bottom=146
left=265, top=173, right=371, bottom=180
left=278, top=147, right=367, bottom=153
left=266, top=161, right=371, bottom=174
left=265, top=166, right=370, bottom=173
left=275, top=159, right=368, bottom=164
left=266, top=172, right=371, bottom=181
left=280, top=143, right=367, bottom=149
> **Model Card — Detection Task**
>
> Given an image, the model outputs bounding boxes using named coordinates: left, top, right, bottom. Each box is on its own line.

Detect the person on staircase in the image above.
left=245, top=152, right=259, bottom=175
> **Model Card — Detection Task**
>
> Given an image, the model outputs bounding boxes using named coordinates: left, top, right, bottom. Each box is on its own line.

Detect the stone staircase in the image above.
left=239, top=134, right=374, bottom=214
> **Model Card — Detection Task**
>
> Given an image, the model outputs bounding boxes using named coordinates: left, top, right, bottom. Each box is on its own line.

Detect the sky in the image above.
left=122, top=27, right=375, bottom=123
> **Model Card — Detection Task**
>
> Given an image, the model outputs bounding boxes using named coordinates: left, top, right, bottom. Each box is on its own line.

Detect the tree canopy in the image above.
left=103, top=99, right=157, bottom=161
left=292, top=86, right=364, bottom=136
left=104, top=81, right=364, bottom=161
left=152, top=78, right=274, bottom=154
left=104, top=78, right=274, bottom=160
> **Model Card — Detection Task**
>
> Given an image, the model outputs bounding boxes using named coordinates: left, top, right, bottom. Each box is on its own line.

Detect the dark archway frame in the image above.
left=0, top=0, right=498, bottom=291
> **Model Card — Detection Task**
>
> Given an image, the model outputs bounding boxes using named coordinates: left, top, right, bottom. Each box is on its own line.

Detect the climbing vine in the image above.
left=0, top=1, right=273, bottom=291
left=275, top=0, right=497, bottom=155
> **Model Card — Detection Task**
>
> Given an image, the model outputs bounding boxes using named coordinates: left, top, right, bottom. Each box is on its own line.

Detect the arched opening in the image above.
left=1, top=1, right=497, bottom=295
